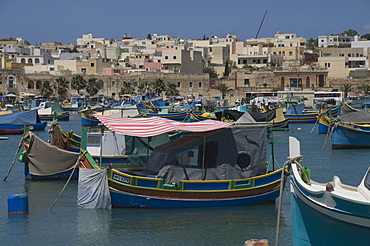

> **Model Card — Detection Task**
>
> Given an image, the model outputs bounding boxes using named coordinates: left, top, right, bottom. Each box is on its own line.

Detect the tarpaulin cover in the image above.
left=26, top=132, right=80, bottom=175
left=77, top=168, right=111, bottom=209
left=149, top=125, right=267, bottom=181
left=94, top=115, right=231, bottom=137
left=248, top=109, right=276, bottom=122
left=0, top=109, right=39, bottom=125
left=286, top=104, right=305, bottom=114
left=339, top=110, right=370, bottom=123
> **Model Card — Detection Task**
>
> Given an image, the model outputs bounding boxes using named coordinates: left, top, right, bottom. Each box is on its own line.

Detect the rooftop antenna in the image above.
left=255, top=10, right=268, bottom=39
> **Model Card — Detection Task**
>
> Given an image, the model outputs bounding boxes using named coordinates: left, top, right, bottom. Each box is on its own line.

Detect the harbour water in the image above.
left=1, top=114, right=369, bottom=245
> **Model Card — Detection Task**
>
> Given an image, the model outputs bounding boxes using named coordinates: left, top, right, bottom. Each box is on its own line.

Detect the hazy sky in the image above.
left=1, top=0, right=370, bottom=45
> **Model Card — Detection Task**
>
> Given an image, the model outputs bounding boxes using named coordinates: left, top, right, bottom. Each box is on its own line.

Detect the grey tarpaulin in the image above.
left=26, top=132, right=80, bottom=175
left=77, top=168, right=111, bottom=209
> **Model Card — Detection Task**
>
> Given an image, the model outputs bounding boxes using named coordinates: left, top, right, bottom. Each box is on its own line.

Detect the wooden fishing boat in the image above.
left=0, top=110, right=47, bottom=134
left=77, top=116, right=283, bottom=209
left=328, top=110, right=370, bottom=149
left=269, top=108, right=289, bottom=130
left=341, top=101, right=360, bottom=113
left=286, top=136, right=370, bottom=246
left=36, top=101, right=70, bottom=121
left=285, top=104, right=338, bottom=123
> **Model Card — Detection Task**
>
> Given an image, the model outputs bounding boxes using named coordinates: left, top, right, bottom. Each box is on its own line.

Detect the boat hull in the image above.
left=39, top=112, right=70, bottom=121
left=290, top=172, right=370, bottom=245
left=332, top=124, right=370, bottom=149
left=0, top=122, right=47, bottom=134
left=105, top=168, right=283, bottom=208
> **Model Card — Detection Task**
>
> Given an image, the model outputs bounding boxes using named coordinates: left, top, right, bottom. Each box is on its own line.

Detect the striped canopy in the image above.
left=94, top=115, right=231, bottom=137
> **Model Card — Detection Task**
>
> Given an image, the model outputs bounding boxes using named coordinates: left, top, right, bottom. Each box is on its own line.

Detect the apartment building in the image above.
left=318, top=35, right=354, bottom=47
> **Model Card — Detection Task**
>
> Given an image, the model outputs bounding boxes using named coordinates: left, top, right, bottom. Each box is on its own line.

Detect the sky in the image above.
left=1, top=0, right=370, bottom=45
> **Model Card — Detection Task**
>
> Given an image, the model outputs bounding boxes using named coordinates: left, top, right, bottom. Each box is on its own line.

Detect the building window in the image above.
left=91, top=63, right=95, bottom=67
left=50, top=67, right=55, bottom=71
left=306, top=77, right=310, bottom=88
left=244, top=79, right=250, bottom=86
left=21, top=58, right=26, bottom=63
left=280, top=77, right=285, bottom=88
left=177, top=82, right=181, bottom=87
left=290, top=78, right=302, bottom=88
left=28, top=58, right=32, bottom=64
left=199, top=82, right=202, bottom=88
left=289, top=51, right=293, bottom=56
left=189, top=82, right=193, bottom=87
left=173, top=56, right=176, bottom=59
left=165, top=56, right=168, bottom=59
left=81, top=68, right=86, bottom=73
left=112, top=81, right=115, bottom=87
left=8, top=76, right=15, bottom=88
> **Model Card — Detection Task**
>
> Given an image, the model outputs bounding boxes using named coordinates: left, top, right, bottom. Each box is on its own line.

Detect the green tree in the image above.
left=340, top=84, right=352, bottom=99
left=203, top=66, right=218, bottom=79
left=137, top=81, right=151, bottom=93
left=361, top=33, right=370, bottom=40
left=40, top=80, right=53, bottom=98
left=360, top=84, right=370, bottom=95
left=166, top=82, right=180, bottom=96
left=120, top=81, right=135, bottom=95
left=340, top=29, right=358, bottom=36
left=306, top=38, right=317, bottom=50
left=71, top=75, right=86, bottom=95
left=54, top=77, right=69, bottom=100
left=223, top=59, right=230, bottom=77
left=215, top=83, right=233, bottom=99
left=146, top=34, right=152, bottom=40
left=86, top=77, right=100, bottom=96
left=152, top=78, right=166, bottom=95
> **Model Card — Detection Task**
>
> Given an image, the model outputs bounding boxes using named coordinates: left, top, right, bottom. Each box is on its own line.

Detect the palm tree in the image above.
left=152, top=78, right=166, bottom=95
left=54, top=77, right=69, bottom=100
left=71, top=75, right=86, bottom=95
left=120, top=81, right=135, bottom=95
left=216, top=83, right=233, bottom=99
left=340, top=84, right=352, bottom=100
left=40, top=80, right=53, bottom=98
left=137, top=81, right=151, bottom=93
left=86, top=77, right=100, bottom=96
left=166, top=82, right=179, bottom=96
left=360, top=84, right=370, bottom=96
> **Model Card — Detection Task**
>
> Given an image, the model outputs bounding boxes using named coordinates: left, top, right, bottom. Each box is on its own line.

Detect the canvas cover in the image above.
left=26, top=132, right=80, bottom=175
left=270, top=108, right=286, bottom=123
left=214, top=110, right=244, bottom=121
left=248, top=109, right=276, bottom=122
left=235, top=112, right=257, bottom=123
left=77, top=168, right=111, bottom=209
left=339, top=110, right=370, bottom=123
left=286, top=104, right=305, bottom=114
left=148, top=125, right=267, bottom=183
left=0, top=109, right=39, bottom=125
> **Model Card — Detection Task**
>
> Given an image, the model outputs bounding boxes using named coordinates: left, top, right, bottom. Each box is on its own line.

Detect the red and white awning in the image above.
left=94, top=115, right=231, bottom=137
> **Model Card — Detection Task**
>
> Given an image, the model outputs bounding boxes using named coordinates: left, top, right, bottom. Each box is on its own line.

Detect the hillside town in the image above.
left=1, top=30, right=370, bottom=103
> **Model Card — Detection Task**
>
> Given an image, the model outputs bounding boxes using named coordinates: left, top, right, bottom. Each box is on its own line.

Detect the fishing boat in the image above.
left=284, top=104, right=338, bottom=123
left=36, top=101, right=70, bottom=121
left=0, top=110, right=47, bottom=134
left=286, top=136, right=370, bottom=246
left=81, top=105, right=140, bottom=126
left=329, top=110, right=370, bottom=149
left=21, top=130, right=80, bottom=180
left=77, top=116, right=283, bottom=209
left=341, top=101, right=360, bottom=113
left=269, top=108, right=289, bottom=130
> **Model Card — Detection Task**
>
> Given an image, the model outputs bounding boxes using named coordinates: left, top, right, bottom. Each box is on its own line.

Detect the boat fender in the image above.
left=18, top=150, right=27, bottom=162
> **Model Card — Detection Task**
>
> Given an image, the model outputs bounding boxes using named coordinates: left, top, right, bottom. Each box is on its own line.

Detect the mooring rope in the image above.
left=275, top=155, right=305, bottom=246
left=49, top=150, right=87, bottom=211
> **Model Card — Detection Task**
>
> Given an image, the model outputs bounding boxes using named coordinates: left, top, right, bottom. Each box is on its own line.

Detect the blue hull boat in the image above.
left=286, top=137, right=370, bottom=246
left=332, top=123, right=370, bottom=149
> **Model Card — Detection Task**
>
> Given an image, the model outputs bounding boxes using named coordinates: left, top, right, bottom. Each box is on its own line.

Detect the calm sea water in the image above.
left=0, top=113, right=369, bottom=246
